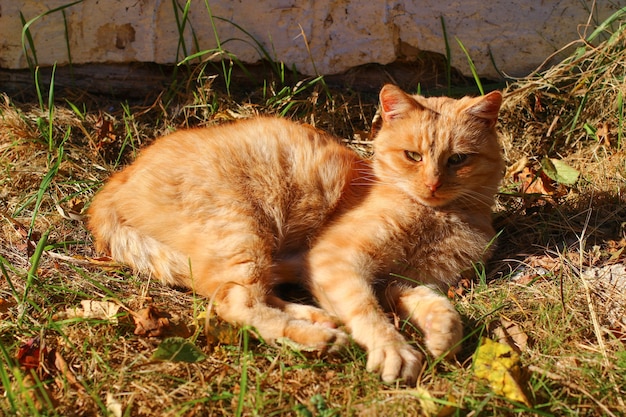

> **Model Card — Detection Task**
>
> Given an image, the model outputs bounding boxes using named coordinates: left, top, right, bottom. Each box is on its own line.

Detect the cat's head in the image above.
left=373, top=84, right=504, bottom=209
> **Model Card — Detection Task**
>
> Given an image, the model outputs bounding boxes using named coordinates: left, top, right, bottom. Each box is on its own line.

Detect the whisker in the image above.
left=455, top=190, right=494, bottom=207
left=353, top=173, right=396, bottom=187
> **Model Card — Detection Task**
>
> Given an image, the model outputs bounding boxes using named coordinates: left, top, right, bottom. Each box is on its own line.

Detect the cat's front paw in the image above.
left=365, top=333, right=424, bottom=384
left=396, top=286, right=463, bottom=359
left=419, top=298, right=463, bottom=358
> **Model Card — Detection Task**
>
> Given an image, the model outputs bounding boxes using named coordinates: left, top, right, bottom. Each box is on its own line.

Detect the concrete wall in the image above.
left=0, top=0, right=622, bottom=79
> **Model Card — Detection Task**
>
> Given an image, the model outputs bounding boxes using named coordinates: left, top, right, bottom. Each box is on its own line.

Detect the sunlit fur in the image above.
left=88, top=84, right=504, bottom=384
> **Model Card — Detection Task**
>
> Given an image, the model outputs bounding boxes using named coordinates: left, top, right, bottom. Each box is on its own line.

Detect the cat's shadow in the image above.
left=489, top=190, right=624, bottom=278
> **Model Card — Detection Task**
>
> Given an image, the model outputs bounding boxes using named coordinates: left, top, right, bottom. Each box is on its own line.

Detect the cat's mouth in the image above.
left=419, top=194, right=450, bottom=207
left=419, top=186, right=465, bottom=207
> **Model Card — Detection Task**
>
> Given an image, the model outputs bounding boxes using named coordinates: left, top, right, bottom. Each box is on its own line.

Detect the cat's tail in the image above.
left=87, top=173, right=189, bottom=287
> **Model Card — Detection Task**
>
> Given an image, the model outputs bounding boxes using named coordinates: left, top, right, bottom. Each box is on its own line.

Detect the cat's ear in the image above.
left=465, top=91, right=502, bottom=127
left=379, top=84, right=421, bottom=123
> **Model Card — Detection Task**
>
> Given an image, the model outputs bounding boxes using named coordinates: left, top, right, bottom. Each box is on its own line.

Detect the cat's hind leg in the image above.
left=212, top=282, right=348, bottom=351
left=88, top=201, right=191, bottom=287
left=388, top=285, right=463, bottom=359
left=189, top=239, right=344, bottom=350
left=266, top=295, right=341, bottom=329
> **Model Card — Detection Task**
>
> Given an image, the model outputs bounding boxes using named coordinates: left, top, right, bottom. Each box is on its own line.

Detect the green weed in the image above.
left=440, top=16, right=452, bottom=96
left=456, top=37, right=484, bottom=95
left=20, top=0, right=83, bottom=74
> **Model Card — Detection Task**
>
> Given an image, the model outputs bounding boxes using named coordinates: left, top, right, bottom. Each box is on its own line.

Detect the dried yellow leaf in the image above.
left=473, top=338, right=531, bottom=406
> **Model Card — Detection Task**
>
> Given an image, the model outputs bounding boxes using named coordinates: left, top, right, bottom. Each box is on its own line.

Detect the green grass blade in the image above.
left=585, top=6, right=626, bottom=43
left=65, top=100, right=86, bottom=120
left=456, top=37, right=484, bottom=95
left=565, top=91, right=588, bottom=146
left=19, top=11, right=37, bottom=72
left=172, top=0, right=194, bottom=63
left=440, top=16, right=452, bottom=95
left=28, top=145, right=64, bottom=239
left=115, top=102, right=139, bottom=168
left=26, top=228, right=50, bottom=289
left=20, top=0, right=83, bottom=74
left=47, top=63, right=57, bottom=152
left=618, top=91, right=624, bottom=150
left=19, top=227, right=50, bottom=326
left=488, top=47, right=508, bottom=79
left=213, top=16, right=278, bottom=73
left=177, top=48, right=220, bottom=64
left=0, top=255, right=19, bottom=297
left=201, top=0, right=233, bottom=95
left=0, top=343, right=17, bottom=413
left=33, top=66, right=44, bottom=110
left=62, top=9, right=73, bottom=78
left=235, top=327, right=250, bottom=417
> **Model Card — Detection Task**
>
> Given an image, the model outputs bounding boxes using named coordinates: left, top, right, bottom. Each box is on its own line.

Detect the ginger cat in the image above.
left=88, top=84, right=504, bottom=384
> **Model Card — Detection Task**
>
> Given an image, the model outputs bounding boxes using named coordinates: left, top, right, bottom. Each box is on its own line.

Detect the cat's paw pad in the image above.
left=420, top=300, right=463, bottom=358
left=366, top=337, right=423, bottom=384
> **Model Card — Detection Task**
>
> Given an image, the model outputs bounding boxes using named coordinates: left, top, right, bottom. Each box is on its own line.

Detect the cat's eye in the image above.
left=404, top=151, right=422, bottom=162
left=447, top=153, right=468, bottom=166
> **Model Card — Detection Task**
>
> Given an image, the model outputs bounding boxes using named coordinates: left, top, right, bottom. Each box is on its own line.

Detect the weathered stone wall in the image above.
left=0, top=0, right=621, bottom=79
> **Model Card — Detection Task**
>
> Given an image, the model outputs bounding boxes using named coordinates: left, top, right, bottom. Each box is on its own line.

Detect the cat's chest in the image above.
left=385, top=210, right=492, bottom=285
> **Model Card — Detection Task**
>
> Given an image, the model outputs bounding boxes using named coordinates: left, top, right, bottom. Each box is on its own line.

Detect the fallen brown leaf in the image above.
left=596, top=122, right=611, bottom=147
left=55, top=197, right=85, bottom=221
left=517, top=167, right=564, bottom=196
left=527, top=254, right=561, bottom=271
left=447, top=277, right=471, bottom=299
left=514, top=166, right=567, bottom=208
left=490, top=317, right=530, bottom=353
left=17, top=337, right=44, bottom=371
left=133, top=305, right=171, bottom=337
left=0, top=298, right=15, bottom=318
left=606, top=239, right=626, bottom=263
left=79, top=300, right=121, bottom=323
left=1, top=211, right=40, bottom=256
left=54, top=350, right=84, bottom=392
left=512, top=254, right=561, bottom=285
left=506, top=156, right=529, bottom=179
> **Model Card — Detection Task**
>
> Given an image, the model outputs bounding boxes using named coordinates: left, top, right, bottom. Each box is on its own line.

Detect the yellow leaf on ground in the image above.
left=201, top=312, right=240, bottom=347
left=473, top=338, right=531, bottom=406
left=411, top=386, right=439, bottom=416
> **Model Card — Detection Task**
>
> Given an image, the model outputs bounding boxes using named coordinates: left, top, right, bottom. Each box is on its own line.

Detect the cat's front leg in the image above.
left=390, top=285, right=463, bottom=358
left=308, top=257, right=423, bottom=384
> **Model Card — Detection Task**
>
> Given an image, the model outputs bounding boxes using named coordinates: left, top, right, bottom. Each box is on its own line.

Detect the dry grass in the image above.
left=2, top=18, right=626, bottom=416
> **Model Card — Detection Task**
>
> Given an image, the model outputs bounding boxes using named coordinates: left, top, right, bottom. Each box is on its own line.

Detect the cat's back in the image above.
left=90, top=117, right=360, bottom=251
left=134, top=117, right=353, bottom=178
left=138, top=117, right=358, bottom=202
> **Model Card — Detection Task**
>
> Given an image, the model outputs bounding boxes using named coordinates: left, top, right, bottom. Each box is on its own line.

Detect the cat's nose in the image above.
left=425, top=180, right=441, bottom=193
